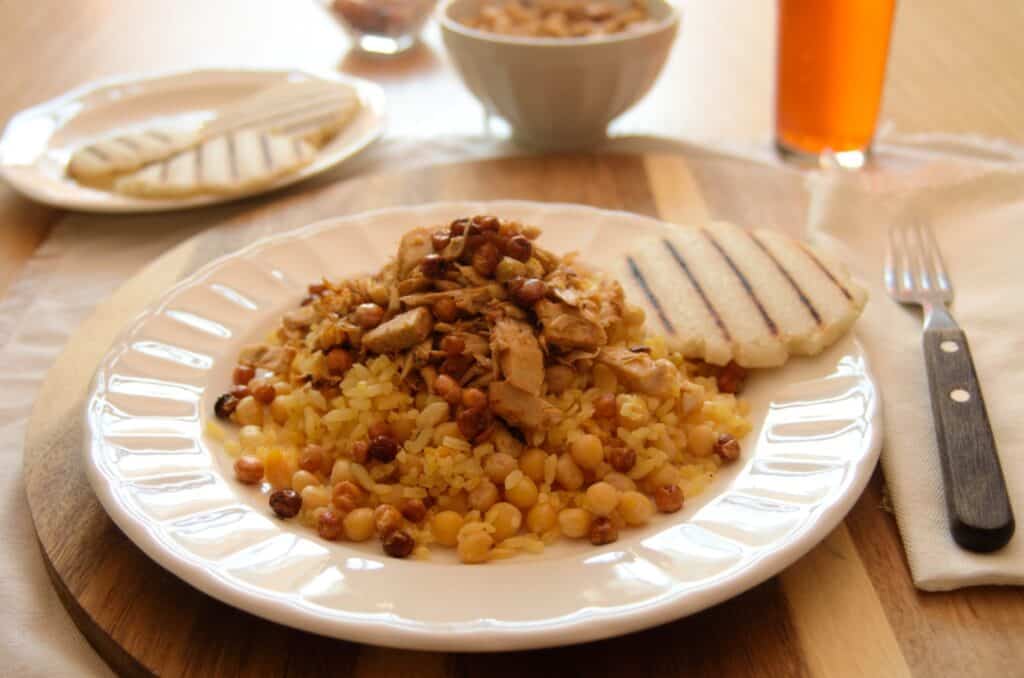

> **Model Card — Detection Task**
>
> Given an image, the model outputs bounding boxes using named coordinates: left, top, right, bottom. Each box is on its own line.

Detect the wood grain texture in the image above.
left=22, top=153, right=1022, bottom=678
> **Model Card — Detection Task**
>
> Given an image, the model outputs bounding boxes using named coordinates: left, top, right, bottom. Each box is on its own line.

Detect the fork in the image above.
left=886, top=223, right=1014, bottom=552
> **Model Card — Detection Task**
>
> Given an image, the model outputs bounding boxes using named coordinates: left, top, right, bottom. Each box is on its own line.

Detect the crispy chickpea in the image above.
left=234, top=455, right=264, bottom=484
left=234, top=395, right=263, bottom=426
left=505, top=235, right=532, bottom=262
left=518, top=448, right=547, bottom=483
left=433, top=374, right=462, bottom=405
left=526, top=503, right=558, bottom=534
left=570, top=434, right=604, bottom=470
left=251, top=381, right=276, bottom=404
left=558, top=508, right=592, bottom=539
left=654, top=485, right=684, bottom=513
left=619, top=491, right=654, bottom=526
left=449, top=218, right=468, bottom=235
left=585, top=482, right=620, bottom=517
left=291, top=470, right=320, bottom=494
left=350, top=440, right=369, bottom=464
left=506, top=474, right=539, bottom=509
left=299, top=444, right=327, bottom=473
left=420, top=253, right=447, bottom=278
left=431, top=230, right=451, bottom=252
left=602, top=471, right=637, bottom=493
left=555, top=453, right=584, bottom=491
left=330, top=459, right=355, bottom=485
left=269, top=489, right=302, bottom=518
left=441, top=334, right=465, bottom=356
left=589, top=516, right=619, bottom=545
left=484, top=452, right=518, bottom=484
left=317, top=509, right=345, bottom=540
left=233, top=364, right=255, bottom=385
left=545, top=364, right=576, bottom=394
left=368, top=434, right=399, bottom=462
left=485, top=502, right=523, bottom=541
left=353, top=303, right=385, bottom=329
left=400, top=498, right=428, bottom=523
left=343, top=507, right=375, bottom=541
left=457, top=407, right=492, bottom=441
left=374, top=504, right=404, bottom=536
left=714, top=433, right=741, bottom=462
left=607, top=442, right=636, bottom=472
left=688, top=424, right=715, bottom=457
left=229, top=384, right=250, bottom=399
left=495, top=257, right=528, bottom=283
left=326, top=347, right=353, bottom=373
left=432, top=510, right=465, bottom=547
left=472, top=215, right=501, bottom=231
left=269, top=394, right=290, bottom=425
left=461, top=387, right=488, bottom=412
left=509, top=277, right=546, bottom=307
left=383, top=529, right=416, bottom=558
left=433, top=297, right=458, bottom=322
left=440, top=354, right=473, bottom=378
left=368, top=420, right=392, bottom=439
left=301, top=484, right=331, bottom=511
left=458, top=531, right=494, bottom=564
left=332, top=480, right=364, bottom=512
left=716, top=362, right=747, bottom=394
left=646, top=463, right=680, bottom=490
left=594, top=393, right=618, bottom=419
left=469, top=479, right=500, bottom=512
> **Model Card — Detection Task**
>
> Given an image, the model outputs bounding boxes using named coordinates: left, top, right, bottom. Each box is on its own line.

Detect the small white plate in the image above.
left=84, top=202, right=881, bottom=651
left=0, top=67, right=386, bottom=213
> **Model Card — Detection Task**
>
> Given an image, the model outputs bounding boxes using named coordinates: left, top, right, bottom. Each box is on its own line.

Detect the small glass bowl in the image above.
left=327, top=0, right=438, bottom=55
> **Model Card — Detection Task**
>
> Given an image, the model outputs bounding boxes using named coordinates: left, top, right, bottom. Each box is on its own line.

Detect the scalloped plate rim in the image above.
left=83, top=201, right=882, bottom=651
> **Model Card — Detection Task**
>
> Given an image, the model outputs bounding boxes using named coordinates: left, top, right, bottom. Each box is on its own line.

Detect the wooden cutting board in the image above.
left=23, top=153, right=1000, bottom=678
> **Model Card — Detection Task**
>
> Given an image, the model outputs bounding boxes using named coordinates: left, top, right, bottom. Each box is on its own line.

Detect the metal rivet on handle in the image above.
left=950, top=388, right=971, bottom=403
left=940, top=341, right=959, bottom=353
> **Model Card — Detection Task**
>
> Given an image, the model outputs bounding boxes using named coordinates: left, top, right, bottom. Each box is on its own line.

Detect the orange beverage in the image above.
left=776, top=0, right=896, bottom=162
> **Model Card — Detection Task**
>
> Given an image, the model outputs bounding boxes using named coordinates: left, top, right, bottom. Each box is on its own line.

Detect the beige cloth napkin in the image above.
left=808, top=160, right=1024, bottom=590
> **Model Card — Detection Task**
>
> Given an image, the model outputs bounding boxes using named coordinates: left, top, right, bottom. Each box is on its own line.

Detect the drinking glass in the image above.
left=775, top=0, right=896, bottom=168
left=328, top=0, right=438, bottom=55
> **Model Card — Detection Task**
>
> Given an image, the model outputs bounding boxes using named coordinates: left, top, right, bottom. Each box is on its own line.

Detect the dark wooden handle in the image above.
left=923, top=327, right=1015, bottom=552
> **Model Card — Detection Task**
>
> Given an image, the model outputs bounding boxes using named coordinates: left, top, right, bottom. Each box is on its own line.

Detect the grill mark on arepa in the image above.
left=85, top=146, right=110, bottom=161
left=748, top=231, right=823, bottom=326
left=159, top=159, right=169, bottom=182
left=662, top=239, right=732, bottom=342
left=702, top=228, right=778, bottom=336
left=115, top=136, right=140, bottom=151
left=213, top=94, right=346, bottom=134
left=278, top=112, right=338, bottom=137
left=146, top=130, right=173, bottom=144
left=260, top=133, right=273, bottom=171
left=226, top=133, right=239, bottom=181
left=627, top=256, right=674, bottom=334
left=195, top=142, right=204, bottom=184
left=797, top=242, right=853, bottom=301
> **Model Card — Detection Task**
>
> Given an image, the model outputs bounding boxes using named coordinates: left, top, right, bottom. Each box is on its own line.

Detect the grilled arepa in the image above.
left=67, top=127, right=200, bottom=188
left=114, top=129, right=315, bottom=198
left=622, top=221, right=867, bottom=368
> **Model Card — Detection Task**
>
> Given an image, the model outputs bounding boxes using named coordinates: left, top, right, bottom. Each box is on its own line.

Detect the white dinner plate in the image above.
left=84, top=202, right=881, bottom=651
left=0, top=67, right=386, bottom=213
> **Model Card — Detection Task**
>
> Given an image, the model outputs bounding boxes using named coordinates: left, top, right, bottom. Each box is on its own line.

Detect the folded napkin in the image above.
left=807, top=160, right=1024, bottom=590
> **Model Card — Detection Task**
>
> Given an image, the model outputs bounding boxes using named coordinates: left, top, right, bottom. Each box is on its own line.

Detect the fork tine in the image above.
left=919, top=222, right=953, bottom=294
left=911, top=224, right=935, bottom=292
left=894, top=225, right=916, bottom=294
left=885, top=225, right=898, bottom=296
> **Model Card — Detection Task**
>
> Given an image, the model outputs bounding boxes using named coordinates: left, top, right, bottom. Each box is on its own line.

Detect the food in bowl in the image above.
left=459, top=0, right=655, bottom=38
left=209, top=216, right=751, bottom=563
left=439, top=0, right=679, bottom=150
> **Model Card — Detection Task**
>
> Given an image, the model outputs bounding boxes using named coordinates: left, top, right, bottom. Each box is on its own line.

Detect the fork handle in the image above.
left=923, top=326, right=1015, bottom=552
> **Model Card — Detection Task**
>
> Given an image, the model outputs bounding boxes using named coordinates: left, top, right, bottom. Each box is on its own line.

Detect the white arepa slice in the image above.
left=622, top=222, right=867, bottom=368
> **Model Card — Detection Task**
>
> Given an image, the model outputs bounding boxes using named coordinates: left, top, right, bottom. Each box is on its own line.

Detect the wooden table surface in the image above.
left=4, top=1, right=1024, bottom=676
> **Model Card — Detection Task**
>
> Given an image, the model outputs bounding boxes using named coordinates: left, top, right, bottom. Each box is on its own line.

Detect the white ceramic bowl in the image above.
left=439, top=0, right=680, bottom=150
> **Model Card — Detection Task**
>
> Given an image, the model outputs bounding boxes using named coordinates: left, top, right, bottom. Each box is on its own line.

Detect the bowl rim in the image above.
left=437, top=0, right=680, bottom=47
